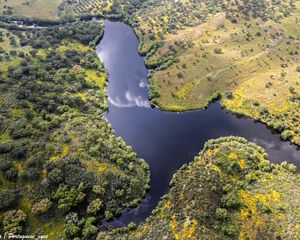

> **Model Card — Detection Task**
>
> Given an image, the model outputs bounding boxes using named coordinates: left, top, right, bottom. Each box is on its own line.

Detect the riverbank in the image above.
left=98, top=21, right=300, bottom=228
left=98, top=136, right=300, bottom=240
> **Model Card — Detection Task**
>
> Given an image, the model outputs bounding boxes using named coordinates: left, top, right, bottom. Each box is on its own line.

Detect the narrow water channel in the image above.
left=97, top=21, right=300, bottom=226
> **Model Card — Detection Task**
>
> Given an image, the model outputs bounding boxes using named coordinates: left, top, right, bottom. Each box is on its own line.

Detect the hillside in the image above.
left=125, top=0, right=300, bottom=145
left=99, top=137, right=300, bottom=240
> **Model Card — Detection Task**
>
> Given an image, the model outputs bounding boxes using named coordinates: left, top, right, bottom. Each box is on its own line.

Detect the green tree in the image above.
left=87, top=199, right=103, bottom=215
left=3, top=210, right=27, bottom=235
left=54, top=184, right=86, bottom=214
left=32, top=198, right=53, bottom=216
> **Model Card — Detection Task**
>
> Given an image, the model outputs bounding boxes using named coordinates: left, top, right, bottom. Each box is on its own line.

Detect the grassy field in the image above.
left=0, top=0, right=61, bottom=19
left=99, top=137, right=300, bottom=240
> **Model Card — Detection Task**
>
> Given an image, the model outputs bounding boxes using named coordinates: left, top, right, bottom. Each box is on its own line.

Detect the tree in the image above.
left=47, top=168, right=64, bottom=185
left=32, top=198, right=53, bottom=216
left=281, top=130, right=293, bottom=140
left=87, top=199, right=102, bottom=215
left=82, top=217, right=98, bottom=239
left=54, top=184, right=86, bottom=214
left=221, top=191, right=241, bottom=209
left=0, top=190, right=19, bottom=210
left=5, top=168, right=18, bottom=181
left=3, top=210, right=27, bottom=235
left=221, top=224, right=237, bottom=237
left=215, top=208, right=228, bottom=220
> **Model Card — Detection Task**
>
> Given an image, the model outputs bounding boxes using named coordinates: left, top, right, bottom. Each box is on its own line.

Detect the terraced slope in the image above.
left=99, top=137, right=300, bottom=240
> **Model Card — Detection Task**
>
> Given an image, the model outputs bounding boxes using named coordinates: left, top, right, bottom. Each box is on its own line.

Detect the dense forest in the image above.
left=0, top=21, right=149, bottom=238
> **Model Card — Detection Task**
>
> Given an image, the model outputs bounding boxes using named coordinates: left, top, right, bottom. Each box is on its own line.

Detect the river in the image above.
left=96, top=21, right=300, bottom=227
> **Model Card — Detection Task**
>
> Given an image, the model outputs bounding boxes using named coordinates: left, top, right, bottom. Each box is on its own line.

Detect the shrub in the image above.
left=214, top=48, right=223, bottom=54
left=177, top=72, right=183, bottom=78
left=224, top=91, right=233, bottom=99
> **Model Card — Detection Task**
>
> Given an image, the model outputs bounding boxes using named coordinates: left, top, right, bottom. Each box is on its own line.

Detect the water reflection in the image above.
left=97, top=21, right=300, bottom=226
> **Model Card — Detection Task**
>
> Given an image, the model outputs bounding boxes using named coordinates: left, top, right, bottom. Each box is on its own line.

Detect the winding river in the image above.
left=97, top=21, right=300, bottom=227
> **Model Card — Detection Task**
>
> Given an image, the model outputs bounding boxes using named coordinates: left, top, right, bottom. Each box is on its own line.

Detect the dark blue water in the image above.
left=97, top=21, right=300, bottom=226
